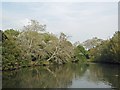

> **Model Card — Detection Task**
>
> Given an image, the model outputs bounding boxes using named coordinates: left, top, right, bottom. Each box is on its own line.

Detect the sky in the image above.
left=1, top=1, right=118, bottom=43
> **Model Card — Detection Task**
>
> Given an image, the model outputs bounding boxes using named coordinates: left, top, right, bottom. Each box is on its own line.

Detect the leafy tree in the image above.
left=46, top=32, right=74, bottom=64
left=89, top=31, right=120, bottom=64
left=4, top=29, right=20, bottom=37
left=2, top=30, right=21, bottom=70
left=82, top=37, right=103, bottom=50
left=3, top=19, right=113, bottom=70
left=73, top=45, right=88, bottom=63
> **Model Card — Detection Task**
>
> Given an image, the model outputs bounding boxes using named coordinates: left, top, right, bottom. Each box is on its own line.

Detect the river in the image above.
left=2, top=63, right=120, bottom=89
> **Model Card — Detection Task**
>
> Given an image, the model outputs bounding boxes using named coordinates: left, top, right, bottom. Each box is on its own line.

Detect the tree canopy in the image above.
left=2, top=20, right=87, bottom=70
left=88, top=31, right=120, bottom=64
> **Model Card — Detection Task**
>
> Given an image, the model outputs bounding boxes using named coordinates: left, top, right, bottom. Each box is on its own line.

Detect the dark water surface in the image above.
left=2, top=63, right=120, bottom=89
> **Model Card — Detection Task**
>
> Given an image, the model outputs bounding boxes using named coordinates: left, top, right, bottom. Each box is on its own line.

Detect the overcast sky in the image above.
left=2, top=2, right=118, bottom=43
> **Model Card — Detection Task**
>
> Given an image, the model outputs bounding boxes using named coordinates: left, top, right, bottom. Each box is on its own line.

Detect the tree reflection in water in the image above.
left=87, top=63, right=120, bottom=89
left=2, top=63, right=87, bottom=88
left=2, top=63, right=120, bottom=89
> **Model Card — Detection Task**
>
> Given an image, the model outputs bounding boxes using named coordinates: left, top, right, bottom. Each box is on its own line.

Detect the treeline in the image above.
left=88, top=31, right=120, bottom=64
left=1, top=20, right=88, bottom=71
left=1, top=20, right=119, bottom=70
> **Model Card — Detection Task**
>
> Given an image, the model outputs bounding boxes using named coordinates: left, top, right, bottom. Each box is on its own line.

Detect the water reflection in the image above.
left=2, top=63, right=120, bottom=89
left=87, top=63, right=120, bottom=89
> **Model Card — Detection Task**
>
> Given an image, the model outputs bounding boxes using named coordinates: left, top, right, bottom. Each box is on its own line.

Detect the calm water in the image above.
left=2, top=63, right=120, bottom=89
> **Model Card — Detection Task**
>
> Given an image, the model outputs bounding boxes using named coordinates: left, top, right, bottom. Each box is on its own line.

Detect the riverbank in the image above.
left=3, top=59, right=120, bottom=72
left=87, top=60, right=120, bottom=65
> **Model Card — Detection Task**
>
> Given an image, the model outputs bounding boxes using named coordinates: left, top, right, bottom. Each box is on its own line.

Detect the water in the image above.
left=2, top=63, right=120, bottom=89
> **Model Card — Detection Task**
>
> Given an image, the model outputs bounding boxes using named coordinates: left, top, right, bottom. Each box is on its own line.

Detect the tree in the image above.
left=89, top=31, right=120, bottom=64
left=23, top=20, right=46, bottom=32
left=73, top=45, right=88, bottom=63
left=17, top=20, right=46, bottom=64
left=82, top=37, right=103, bottom=50
left=2, top=30, right=21, bottom=70
left=47, top=32, right=74, bottom=64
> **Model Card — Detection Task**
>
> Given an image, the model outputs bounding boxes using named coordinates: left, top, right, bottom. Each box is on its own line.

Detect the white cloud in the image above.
left=2, top=2, right=118, bottom=42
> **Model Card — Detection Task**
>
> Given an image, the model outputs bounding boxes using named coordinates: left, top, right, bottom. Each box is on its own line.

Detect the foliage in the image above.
left=2, top=20, right=86, bottom=70
left=82, top=37, right=103, bottom=50
left=73, top=45, right=89, bottom=63
left=89, top=31, right=120, bottom=64
left=2, top=20, right=119, bottom=71
left=4, top=29, right=20, bottom=37
left=2, top=37, right=21, bottom=70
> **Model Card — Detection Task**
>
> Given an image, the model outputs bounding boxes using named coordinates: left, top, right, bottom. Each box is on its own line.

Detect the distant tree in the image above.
left=73, top=45, right=88, bottom=63
left=89, top=31, right=120, bottom=64
left=82, top=37, right=103, bottom=50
